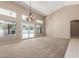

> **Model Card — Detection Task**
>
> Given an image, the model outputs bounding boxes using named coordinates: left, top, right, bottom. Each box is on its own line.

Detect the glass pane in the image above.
left=40, top=26, right=43, bottom=33
left=5, top=21, right=16, bottom=39
left=36, top=25, right=43, bottom=36
left=22, top=23, right=29, bottom=39
left=28, top=24, right=35, bottom=38
left=0, top=8, right=16, bottom=17
left=5, top=21, right=16, bottom=34
left=0, top=8, right=10, bottom=16
left=36, top=19, right=43, bottom=24
left=0, top=20, right=5, bottom=38
left=36, top=25, right=40, bottom=34
left=11, top=11, right=16, bottom=17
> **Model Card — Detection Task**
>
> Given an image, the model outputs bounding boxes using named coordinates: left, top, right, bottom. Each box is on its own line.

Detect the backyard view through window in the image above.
left=5, top=21, right=16, bottom=34
left=0, top=20, right=16, bottom=39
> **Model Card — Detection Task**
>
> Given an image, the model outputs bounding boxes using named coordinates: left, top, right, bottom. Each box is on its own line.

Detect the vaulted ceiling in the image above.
left=14, top=1, right=79, bottom=16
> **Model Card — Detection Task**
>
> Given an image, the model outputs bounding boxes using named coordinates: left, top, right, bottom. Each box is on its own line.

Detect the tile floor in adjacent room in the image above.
left=65, top=38, right=79, bottom=58
left=0, top=36, right=70, bottom=58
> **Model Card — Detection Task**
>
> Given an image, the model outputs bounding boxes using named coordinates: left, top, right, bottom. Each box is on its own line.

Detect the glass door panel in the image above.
left=0, top=20, right=5, bottom=38
left=5, top=21, right=16, bottom=34
left=28, top=24, right=35, bottom=38
left=35, top=25, right=43, bottom=36
left=22, top=23, right=29, bottom=39
left=36, top=25, right=40, bottom=34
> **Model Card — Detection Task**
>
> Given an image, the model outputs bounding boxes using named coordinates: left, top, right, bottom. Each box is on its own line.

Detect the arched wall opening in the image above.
left=70, top=20, right=79, bottom=38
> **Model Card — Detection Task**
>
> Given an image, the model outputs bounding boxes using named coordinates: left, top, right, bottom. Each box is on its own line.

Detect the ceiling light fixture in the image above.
left=26, top=0, right=36, bottom=21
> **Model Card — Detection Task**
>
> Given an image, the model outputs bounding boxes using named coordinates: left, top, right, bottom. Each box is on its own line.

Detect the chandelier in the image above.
left=26, top=1, right=36, bottom=21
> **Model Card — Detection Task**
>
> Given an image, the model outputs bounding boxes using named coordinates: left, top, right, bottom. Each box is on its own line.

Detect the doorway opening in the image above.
left=70, top=20, right=79, bottom=38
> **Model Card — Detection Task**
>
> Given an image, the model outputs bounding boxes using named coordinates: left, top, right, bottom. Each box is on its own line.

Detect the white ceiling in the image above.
left=14, top=1, right=79, bottom=16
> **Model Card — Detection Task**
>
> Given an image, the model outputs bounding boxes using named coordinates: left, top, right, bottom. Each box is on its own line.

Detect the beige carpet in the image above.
left=0, top=37, right=70, bottom=58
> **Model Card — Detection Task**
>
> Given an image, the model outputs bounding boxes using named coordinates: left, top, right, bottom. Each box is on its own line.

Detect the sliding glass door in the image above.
left=22, top=23, right=35, bottom=39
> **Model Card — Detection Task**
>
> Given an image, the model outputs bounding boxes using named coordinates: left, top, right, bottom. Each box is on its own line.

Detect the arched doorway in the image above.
left=70, top=20, right=79, bottom=38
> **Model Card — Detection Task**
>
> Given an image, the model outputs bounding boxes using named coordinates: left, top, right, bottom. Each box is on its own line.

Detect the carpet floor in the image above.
left=0, top=36, right=70, bottom=58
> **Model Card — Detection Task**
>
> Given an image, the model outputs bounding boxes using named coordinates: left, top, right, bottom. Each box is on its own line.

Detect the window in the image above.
left=10, top=11, right=16, bottom=17
left=36, top=25, right=40, bottom=34
left=0, top=20, right=16, bottom=40
left=36, top=19, right=43, bottom=24
left=22, top=15, right=28, bottom=20
left=5, top=21, right=16, bottom=39
left=5, top=21, right=16, bottom=34
left=36, top=25, right=43, bottom=34
left=0, top=20, right=5, bottom=37
left=0, top=8, right=16, bottom=17
left=40, top=26, right=43, bottom=33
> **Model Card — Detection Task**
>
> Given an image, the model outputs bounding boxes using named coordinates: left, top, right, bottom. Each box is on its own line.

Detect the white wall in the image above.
left=46, top=5, right=79, bottom=38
